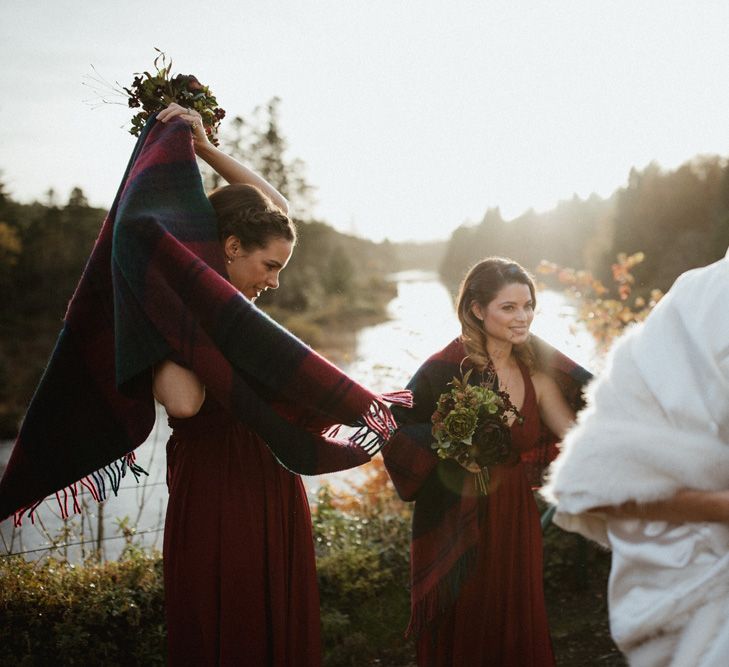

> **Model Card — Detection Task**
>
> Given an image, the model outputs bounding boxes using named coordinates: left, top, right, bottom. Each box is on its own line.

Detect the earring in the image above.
left=226, top=256, right=233, bottom=264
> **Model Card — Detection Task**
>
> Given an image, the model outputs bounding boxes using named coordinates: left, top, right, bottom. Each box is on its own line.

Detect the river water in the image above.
left=0, top=270, right=594, bottom=561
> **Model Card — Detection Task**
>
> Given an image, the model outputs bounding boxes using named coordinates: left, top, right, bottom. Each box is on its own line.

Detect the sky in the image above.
left=3, top=1, right=729, bottom=242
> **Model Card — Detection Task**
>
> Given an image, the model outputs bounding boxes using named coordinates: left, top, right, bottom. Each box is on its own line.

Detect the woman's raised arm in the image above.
left=157, top=103, right=289, bottom=214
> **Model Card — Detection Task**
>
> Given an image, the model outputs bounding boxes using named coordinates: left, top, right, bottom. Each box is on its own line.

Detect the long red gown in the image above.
left=163, top=397, right=321, bottom=666
left=417, top=363, right=556, bottom=667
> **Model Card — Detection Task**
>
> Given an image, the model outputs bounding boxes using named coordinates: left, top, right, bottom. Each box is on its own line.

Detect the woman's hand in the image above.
left=157, top=103, right=209, bottom=148
left=457, top=459, right=484, bottom=474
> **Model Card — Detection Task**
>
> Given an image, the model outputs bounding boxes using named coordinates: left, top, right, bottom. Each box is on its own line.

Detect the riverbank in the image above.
left=265, top=305, right=386, bottom=368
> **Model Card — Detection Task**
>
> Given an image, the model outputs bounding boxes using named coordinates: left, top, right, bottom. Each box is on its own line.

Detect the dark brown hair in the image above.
left=456, top=257, right=537, bottom=371
left=208, top=183, right=296, bottom=249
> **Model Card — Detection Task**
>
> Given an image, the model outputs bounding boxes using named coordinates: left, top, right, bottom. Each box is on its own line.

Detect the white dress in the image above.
left=543, top=251, right=729, bottom=666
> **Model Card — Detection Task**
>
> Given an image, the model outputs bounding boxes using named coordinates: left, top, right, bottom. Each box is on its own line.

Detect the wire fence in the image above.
left=0, top=476, right=392, bottom=560
left=0, top=527, right=165, bottom=559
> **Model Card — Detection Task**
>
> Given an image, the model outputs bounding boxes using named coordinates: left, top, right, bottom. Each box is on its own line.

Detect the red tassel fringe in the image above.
left=12, top=451, right=148, bottom=527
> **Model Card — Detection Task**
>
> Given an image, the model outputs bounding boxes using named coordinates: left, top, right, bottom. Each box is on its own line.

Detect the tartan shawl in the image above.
left=382, top=335, right=591, bottom=637
left=0, top=115, right=410, bottom=525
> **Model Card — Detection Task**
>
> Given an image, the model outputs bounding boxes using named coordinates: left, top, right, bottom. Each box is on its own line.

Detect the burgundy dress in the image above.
left=163, top=397, right=321, bottom=666
left=417, top=363, right=556, bottom=667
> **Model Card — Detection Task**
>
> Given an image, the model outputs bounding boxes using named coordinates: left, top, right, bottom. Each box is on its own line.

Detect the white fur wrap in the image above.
left=542, top=255, right=729, bottom=666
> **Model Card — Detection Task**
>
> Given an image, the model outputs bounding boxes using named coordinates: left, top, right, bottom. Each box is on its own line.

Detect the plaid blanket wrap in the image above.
left=0, top=115, right=411, bottom=525
left=382, top=336, right=590, bottom=637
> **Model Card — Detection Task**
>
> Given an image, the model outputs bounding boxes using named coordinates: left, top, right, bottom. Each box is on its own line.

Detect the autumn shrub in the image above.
left=537, top=252, right=663, bottom=354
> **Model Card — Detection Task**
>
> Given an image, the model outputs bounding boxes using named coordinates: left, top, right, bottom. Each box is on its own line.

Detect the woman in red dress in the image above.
left=153, top=104, right=319, bottom=666
left=384, top=257, right=582, bottom=667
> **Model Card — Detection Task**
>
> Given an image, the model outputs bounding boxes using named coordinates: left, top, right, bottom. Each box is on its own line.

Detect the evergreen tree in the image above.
left=202, top=97, right=316, bottom=217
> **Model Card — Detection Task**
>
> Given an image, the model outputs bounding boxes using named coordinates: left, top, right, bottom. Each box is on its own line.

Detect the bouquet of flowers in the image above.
left=122, top=49, right=226, bottom=144
left=431, top=369, right=522, bottom=494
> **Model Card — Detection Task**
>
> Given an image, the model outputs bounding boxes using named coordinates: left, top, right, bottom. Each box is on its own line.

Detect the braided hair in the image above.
left=208, top=183, right=296, bottom=250
left=456, top=257, right=537, bottom=372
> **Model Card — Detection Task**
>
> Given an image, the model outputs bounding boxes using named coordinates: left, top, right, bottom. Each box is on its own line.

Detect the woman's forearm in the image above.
left=594, top=489, right=729, bottom=524
left=194, top=141, right=289, bottom=214
left=157, top=104, right=288, bottom=213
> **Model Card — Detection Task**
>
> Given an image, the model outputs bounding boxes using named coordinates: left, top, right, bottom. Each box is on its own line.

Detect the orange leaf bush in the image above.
left=537, top=252, right=663, bottom=353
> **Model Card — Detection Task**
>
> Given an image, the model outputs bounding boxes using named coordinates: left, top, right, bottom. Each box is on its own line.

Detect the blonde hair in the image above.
left=455, top=257, right=537, bottom=372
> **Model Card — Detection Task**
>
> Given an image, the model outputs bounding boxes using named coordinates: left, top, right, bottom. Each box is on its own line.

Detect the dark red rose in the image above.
left=186, top=75, right=204, bottom=92
left=472, top=418, right=513, bottom=467
left=172, top=74, right=204, bottom=92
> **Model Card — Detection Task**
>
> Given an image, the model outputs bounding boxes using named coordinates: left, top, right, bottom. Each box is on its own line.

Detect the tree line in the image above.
left=440, top=156, right=729, bottom=294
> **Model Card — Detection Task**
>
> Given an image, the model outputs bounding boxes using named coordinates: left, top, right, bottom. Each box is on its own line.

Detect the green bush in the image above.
left=0, top=485, right=415, bottom=667
left=0, top=491, right=617, bottom=665
left=312, top=484, right=416, bottom=667
left=0, top=552, right=165, bottom=666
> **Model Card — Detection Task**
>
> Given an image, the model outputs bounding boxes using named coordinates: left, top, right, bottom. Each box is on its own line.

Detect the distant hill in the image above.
left=391, top=240, right=447, bottom=272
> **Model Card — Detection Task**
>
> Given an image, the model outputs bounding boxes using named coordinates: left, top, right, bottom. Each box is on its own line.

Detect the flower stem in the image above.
left=475, top=468, right=490, bottom=495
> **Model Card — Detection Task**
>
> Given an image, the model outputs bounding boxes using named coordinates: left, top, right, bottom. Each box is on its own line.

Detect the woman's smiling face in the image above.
left=472, top=282, right=535, bottom=345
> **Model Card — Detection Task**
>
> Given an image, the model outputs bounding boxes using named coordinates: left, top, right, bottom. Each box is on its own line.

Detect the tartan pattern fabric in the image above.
left=382, top=336, right=591, bottom=636
left=0, top=116, right=410, bottom=524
